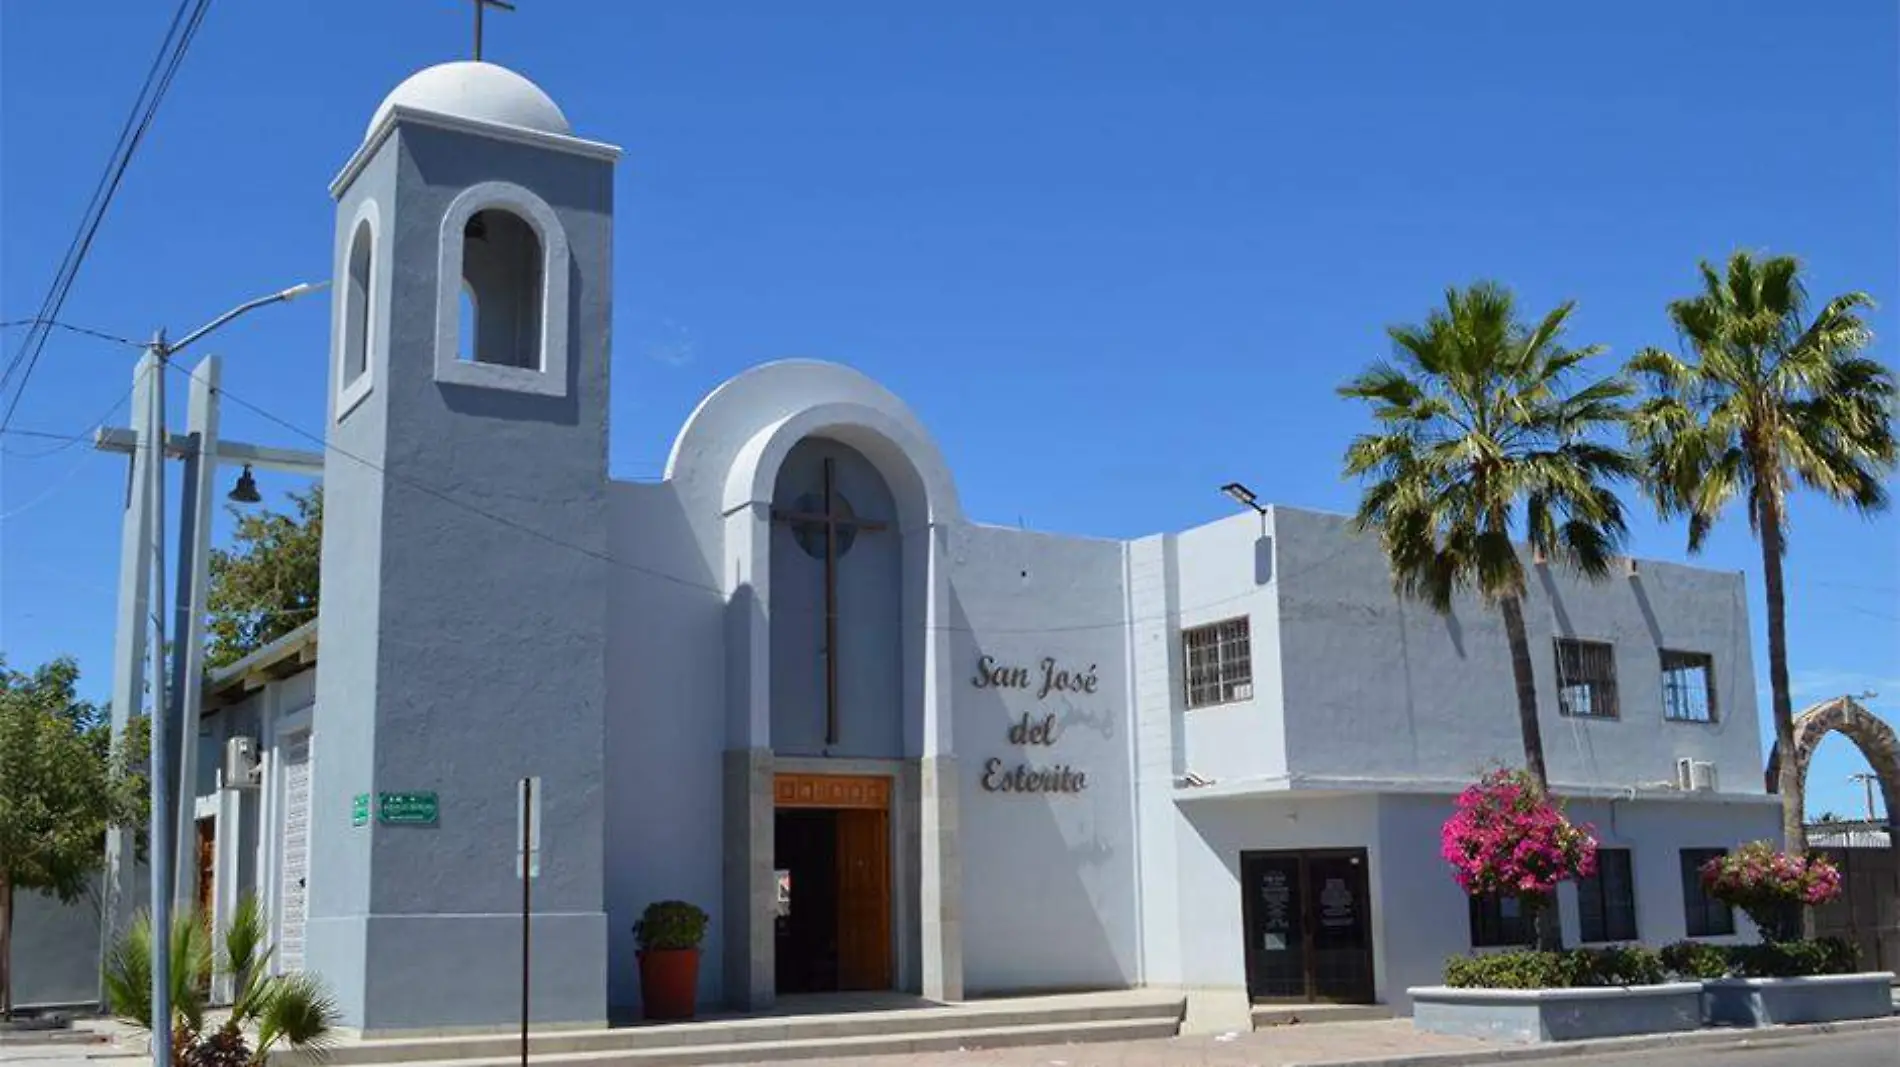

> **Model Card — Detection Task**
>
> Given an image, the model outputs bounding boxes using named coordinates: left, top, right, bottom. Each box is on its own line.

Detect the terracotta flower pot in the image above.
left=638, top=948, right=701, bottom=1020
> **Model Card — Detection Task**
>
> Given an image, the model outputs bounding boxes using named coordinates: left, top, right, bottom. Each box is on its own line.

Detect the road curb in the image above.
left=1284, top=1014, right=1900, bottom=1066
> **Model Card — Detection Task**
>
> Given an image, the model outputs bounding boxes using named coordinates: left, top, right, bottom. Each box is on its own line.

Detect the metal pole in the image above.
left=146, top=334, right=172, bottom=1067
left=520, top=776, right=531, bottom=1067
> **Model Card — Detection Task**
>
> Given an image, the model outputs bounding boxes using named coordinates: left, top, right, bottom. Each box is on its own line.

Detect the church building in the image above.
left=180, top=60, right=1780, bottom=1035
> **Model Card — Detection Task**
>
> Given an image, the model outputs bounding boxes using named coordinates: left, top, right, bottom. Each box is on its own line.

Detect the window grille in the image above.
left=1680, top=848, right=1735, bottom=937
left=1468, top=894, right=1532, bottom=948
left=1555, top=638, right=1619, bottom=719
left=1661, top=650, right=1716, bottom=723
left=1183, top=616, right=1252, bottom=709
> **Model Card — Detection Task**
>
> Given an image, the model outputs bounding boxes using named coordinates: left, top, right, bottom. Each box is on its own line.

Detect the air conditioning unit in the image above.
left=224, top=736, right=261, bottom=790
left=1676, top=757, right=1717, bottom=792
left=1690, top=761, right=1718, bottom=793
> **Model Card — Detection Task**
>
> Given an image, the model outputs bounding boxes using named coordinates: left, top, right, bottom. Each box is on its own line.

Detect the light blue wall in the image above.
left=311, top=111, right=615, bottom=1033
left=948, top=522, right=1140, bottom=993
left=12, top=881, right=101, bottom=1008
left=1272, top=506, right=1765, bottom=794
left=770, top=438, right=904, bottom=759
left=604, top=480, right=728, bottom=1013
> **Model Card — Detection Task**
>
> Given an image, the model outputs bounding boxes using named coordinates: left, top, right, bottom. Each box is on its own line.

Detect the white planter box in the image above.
left=1702, top=971, right=1895, bottom=1027
left=1409, top=983, right=1703, bottom=1043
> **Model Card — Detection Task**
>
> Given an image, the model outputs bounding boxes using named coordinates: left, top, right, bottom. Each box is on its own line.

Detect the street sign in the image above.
left=517, top=777, right=541, bottom=879
left=352, top=793, right=370, bottom=827
left=379, top=791, right=439, bottom=825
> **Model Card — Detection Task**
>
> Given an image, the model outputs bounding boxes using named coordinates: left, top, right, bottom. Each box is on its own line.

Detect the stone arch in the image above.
left=1764, top=696, right=1900, bottom=832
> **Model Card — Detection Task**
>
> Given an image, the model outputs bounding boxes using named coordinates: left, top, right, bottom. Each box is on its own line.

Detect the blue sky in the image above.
left=2, top=1, right=1894, bottom=818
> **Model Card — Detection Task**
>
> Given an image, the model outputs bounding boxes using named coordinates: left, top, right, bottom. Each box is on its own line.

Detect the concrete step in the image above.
left=341, top=1017, right=1177, bottom=1067
left=1252, top=1003, right=1392, bottom=1029
left=282, top=992, right=1184, bottom=1067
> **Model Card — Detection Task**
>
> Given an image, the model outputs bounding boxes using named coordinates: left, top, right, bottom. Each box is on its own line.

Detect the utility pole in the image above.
left=142, top=331, right=172, bottom=1067
left=1849, top=772, right=1880, bottom=823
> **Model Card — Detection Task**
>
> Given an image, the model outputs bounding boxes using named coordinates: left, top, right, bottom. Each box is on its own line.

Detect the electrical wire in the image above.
left=164, top=359, right=1368, bottom=637
left=0, top=318, right=141, bottom=349
left=0, top=0, right=213, bottom=430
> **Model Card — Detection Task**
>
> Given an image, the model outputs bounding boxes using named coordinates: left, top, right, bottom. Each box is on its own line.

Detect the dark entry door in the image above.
left=1241, top=848, right=1374, bottom=1003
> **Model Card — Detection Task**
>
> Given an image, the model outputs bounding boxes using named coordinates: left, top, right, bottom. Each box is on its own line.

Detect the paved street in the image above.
left=1519, top=1030, right=1898, bottom=1066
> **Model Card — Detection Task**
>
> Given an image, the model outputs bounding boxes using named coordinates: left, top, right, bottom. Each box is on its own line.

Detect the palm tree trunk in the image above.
left=1759, top=490, right=1812, bottom=939
left=1498, top=595, right=1551, bottom=791
left=1499, top=593, right=1561, bottom=950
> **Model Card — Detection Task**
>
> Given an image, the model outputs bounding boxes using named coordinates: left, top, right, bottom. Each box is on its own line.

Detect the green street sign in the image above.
left=351, top=794, right=370, bottom=827
left=378, top=792, right=439, bottom=826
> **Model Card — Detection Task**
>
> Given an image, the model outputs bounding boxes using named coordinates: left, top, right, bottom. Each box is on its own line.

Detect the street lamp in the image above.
left=135, top=281, right=325, bottom=1067
left=1220, top=481, right=1272, bottom=584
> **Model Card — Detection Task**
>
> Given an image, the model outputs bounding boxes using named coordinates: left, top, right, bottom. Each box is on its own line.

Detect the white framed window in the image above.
left=433, top=181, right=570, bottom=397
left=1183, top=616, right=1252, bottom=709
left=333, top=198, right=380, bottom=420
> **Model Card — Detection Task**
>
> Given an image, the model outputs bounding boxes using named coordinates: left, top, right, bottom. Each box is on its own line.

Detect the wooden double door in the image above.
left=773, top=774, right=893, bottom=993
left=1241, top=848, right=1375, bottom=1003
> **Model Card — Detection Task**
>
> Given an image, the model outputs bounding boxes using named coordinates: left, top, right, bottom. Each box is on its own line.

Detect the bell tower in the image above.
left=308, top=61, right=619, bottom=1034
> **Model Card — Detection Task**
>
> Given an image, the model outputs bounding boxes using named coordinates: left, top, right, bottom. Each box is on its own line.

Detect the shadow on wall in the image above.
left=949, top=586, right=1139, bottom=995
left=604, top=483, right=728, bottom=1014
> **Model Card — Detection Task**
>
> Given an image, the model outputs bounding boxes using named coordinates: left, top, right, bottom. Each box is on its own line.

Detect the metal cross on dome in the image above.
left=454, top=0, right=516, bottom=62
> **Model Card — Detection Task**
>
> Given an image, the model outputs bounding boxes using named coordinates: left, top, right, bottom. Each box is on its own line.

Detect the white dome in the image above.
left=368, top=61, right=571, bottom=140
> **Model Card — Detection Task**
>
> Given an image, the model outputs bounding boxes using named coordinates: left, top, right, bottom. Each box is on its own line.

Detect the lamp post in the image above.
left=118, top=282, right=325, bottom=1067
left=1221, top=482, right=1272, bottom=584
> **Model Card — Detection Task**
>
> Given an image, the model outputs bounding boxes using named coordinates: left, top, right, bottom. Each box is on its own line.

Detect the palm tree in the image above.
left=103, top=895, right=336, bottom=1066
left=1341, top=284, right=1634, bottom=951
left=1628, top=251, right=1896, bottom=859
left=1340, top=282, right=1636, bottom=794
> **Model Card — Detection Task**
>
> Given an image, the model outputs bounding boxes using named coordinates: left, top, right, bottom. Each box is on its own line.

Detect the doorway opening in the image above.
left=773, top=773, right=893, bottom=994
left=1241, top=848, right=1375, bottom=1004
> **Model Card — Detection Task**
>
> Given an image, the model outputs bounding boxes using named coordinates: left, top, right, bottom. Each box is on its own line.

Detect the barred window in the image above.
left=1661, top=650, right=1716, bottom=723
left=1555, top=638, right=1619, bottom=719
left=1578, top=848, right=1638, bottom=943
left=1183, top=616, right=1252, bottom=709
left=1681, top=848, right=1735, bottom=937
left=1468, top=894, right=1532, bottom=948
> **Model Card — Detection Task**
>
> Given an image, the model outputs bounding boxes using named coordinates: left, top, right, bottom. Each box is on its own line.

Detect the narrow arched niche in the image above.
left=341, top=219, right=373, bottom=385
left=458, top=208, right=543, bottom=369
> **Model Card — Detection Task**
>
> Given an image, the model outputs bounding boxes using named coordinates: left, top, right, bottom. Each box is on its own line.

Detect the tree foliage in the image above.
left=0, top=656, right=146, bottom=1015
left=1340, top=283, right=1637, bottom=613
left=104, top=894, right=337, bottom=1065
left=1627, top=251, right=1896, bottom=857
left=207, top=487, right=321, bottom=669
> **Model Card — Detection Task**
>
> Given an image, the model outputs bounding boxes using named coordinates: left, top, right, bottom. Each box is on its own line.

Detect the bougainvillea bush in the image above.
left=1700, top=841, right=1842, bottom=942
left=1440, top=769, right=1598, bottom=945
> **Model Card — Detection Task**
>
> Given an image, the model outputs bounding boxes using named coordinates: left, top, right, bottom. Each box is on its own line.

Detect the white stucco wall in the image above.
left=1173, top=512, right=1288, bottom=787
left=1171, top=791, right=1779, bottom=1009
left=948, top=521, right=1141, bottom=993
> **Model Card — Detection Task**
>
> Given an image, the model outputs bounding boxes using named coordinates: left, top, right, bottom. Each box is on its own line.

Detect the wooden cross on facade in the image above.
left=456, top=0, right=516, bottom=61
left=772, top=457, right=888, bottom=746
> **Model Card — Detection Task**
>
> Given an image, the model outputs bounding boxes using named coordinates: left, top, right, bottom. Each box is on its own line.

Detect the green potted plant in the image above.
left=633, top=900, right=708, bottom=1020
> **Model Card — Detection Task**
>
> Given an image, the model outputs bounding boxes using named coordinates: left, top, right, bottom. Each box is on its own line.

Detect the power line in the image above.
left=0, top=377, right=141, bottom=459
left=0, top=318, right=141, bottom=348
left=0, top=0, right=214, bottom=430
left=166, top=360, right=1370, bottom=637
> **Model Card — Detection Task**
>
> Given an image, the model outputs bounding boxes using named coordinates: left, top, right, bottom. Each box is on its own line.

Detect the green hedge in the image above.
left=1444, top=945, right=1665, bottom=989
left=1662, top=938, right=1861, bottom=979
left=1449, top=939, right=1864, bottom=989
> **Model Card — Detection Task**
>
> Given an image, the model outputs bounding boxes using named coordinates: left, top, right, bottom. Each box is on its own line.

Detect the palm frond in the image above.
left=253, top=973, right=340, bottom=1061
left=102, top=913, right=155, bottom=1028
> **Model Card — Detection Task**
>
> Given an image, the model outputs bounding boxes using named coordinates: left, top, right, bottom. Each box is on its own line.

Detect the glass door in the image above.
left=1241, top=848, right=1375, bottom=1003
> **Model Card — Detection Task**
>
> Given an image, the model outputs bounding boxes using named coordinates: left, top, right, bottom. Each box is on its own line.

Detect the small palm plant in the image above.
left=103, top=895, right=337, bottom=1067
